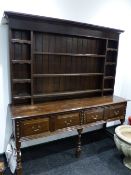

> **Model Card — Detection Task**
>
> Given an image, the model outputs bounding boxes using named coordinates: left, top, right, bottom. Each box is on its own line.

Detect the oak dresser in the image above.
left=4, top=11, right=127, bottom=175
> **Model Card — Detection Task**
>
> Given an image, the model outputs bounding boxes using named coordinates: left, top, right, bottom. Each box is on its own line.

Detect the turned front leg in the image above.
left=75, top=128, right=83, bottom=157
left=120, top=119, right=125, bottom=125
left=120, top=105, right=126, bottom=125
left=103, top=123, right=106, bottom=129
left=15, top=120, right=22, bottom=175
left=16, top=141, right=22, bottom=175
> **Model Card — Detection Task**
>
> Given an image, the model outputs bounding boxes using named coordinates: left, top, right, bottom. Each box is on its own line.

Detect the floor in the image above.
left=2, top=129, right=131, bottom=175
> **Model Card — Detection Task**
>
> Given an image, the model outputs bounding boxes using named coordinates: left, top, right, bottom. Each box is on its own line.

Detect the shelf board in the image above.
left=33, top=73, right=104, bottom=77
left=34, top=52, right=106, bottom=58
left=104, top=88, right=113, bottom=91
left=12, top=79, right=31, bottom=83
left=33, top=89, right=102, bottom=98
left=12, top=60, right=31, bottom=64
left=104, top=76, right=115, bottom=80
left=11, top=39, right=31, bottom=44
left=106, top=62, right=116, bottom=65
left=107, top=48, right=117, bottom=51
left=13, top=94, right=31, bottom=99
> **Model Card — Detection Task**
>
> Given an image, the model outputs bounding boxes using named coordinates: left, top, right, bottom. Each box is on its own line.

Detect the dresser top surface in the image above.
left=9, top=96, right=127, bottom=119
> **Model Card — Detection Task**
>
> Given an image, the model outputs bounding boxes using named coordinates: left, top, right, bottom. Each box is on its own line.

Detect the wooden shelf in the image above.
left=104, top=88, right=113, bottom=91
left=13, top=94, right=31, bottom=99
left=104, top=76, right=115, bottom=79
left=34, top=52, right=106, bottom=58
left=105, top=62, right=116, bottom=65
left=11, top=39, right=31, bottom=44
left=8, top=17, right=121, bottom=105
left=12, top=60, right=31, bottom=64
left=12, top=79, right=31, bottom=83
left=33, top=89, right=102, bottom=98
left=107, top=48, right=117, bottom=51
left=33, top=73, right=104, bottom=77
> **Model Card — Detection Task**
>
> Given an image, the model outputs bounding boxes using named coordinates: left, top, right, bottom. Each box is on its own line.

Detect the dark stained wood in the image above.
left=104, top=88, right=113, bottom=91
left=32, top=89, right=101, bottom=100
left=120, top=119, right=125, bottom=124
left=5, top=11, right=127, bottom=175
left=104, top=76, right=115, bottom=79
left=34, top=51, right=106, bottom=57
left=102, top=39, right=108, bottom=96
left=9, top=95, right=127, bottom=175
left=11, top=39, right=31, bottom=44
left=31, top=31, right=34, bottom=104
left=56, top=112, right=80, bottom=129
left=33, top=73, right=104, bottom=77
left=15, top=120, right=22, bottom=175
left=12, top=60, right=31, bottom=64
left=13, top=95, right=31, bottom=99
left=10, top=96, right=127, bottom=119
left=107, top=48, right=118, bottom=51
left=20, top=120, right=106, bottom=142
left=108, top=39, right=118, bottom=49
left=106, top=62, right=116, bottom=66
left=5, top=12, right=123, bottom=104
left=75, top=128, right=83, bottom=157
left=12, top=79, right=31, bottom=83
left=84, top=107, right=104, bottom=124
left=21, top=118, right=49, bottom=137
left=104, top=104, right=126, bottom=120
left=4, top=11, right=123, bottom=40
left=106, top=50, right=117, bottom=62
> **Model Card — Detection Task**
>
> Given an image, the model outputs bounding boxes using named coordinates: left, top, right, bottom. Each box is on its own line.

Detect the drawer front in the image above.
left=21, top=118, right=49, bottom=137
left=84, top=108, right=104, bottom=124
left=104, top=104, right=125, bottom=120
left=56, top=113, right=80, bottom=129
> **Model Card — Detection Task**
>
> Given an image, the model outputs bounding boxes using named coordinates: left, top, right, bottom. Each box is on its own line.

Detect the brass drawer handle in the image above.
left=64, top=119, right=72, bottom=126
left=114, top=110, right=119, bottom=116
left=91, top=115, right=98, bottom=120
left=32, top=125, right=41, bottom=132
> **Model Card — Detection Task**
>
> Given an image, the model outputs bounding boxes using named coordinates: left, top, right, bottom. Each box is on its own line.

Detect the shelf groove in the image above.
left=104, top=88, right=113, bottom=91
left=104, top=76, right=115, bottom=79
left=33, top=89, right=102, bottom=98
left=12, top=60, right=31, bottom=64
left=34, top=52, right=106, bottom=58
left=11, top=39, right=31, bottom=44
left=107, top=48, right=117, bottom=51
left=13, top=94, right=31, bottom=99
left=106, top=62, right=116, bottom=65
left=12, top=79, right=31, bottom=83
left=33, top=73, right=104, bottom=77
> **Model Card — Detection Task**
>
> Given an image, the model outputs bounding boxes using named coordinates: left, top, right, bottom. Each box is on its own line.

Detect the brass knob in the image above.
left=92, top=115, right=98, bottom=120
left=32, top=125, right=41, bottom=132
left=64, top=119, right=72, bottom=126
left=114, top=110, right=119, bottom=116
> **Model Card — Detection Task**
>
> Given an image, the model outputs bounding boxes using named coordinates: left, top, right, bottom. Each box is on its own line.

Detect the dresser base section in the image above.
left=10, top=96, right=127, bottom=175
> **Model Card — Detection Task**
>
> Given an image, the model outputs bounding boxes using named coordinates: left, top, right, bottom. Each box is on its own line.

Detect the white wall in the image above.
left=0, top=0, right=131, bottom=153
left=0, top=23, right=11, bottom=154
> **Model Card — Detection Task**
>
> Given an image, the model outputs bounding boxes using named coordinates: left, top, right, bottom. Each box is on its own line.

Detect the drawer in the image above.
left=84, top=107, right=104, bottom=124
left=21, top=118, right=49, bottom=137
left=104, top=104, right=125, bottom=120
left=56, top=113, right=80, bottom=129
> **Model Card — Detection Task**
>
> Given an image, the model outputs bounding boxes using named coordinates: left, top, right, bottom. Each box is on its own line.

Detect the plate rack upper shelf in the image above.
left=4, top=11, right=124, bottom=105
